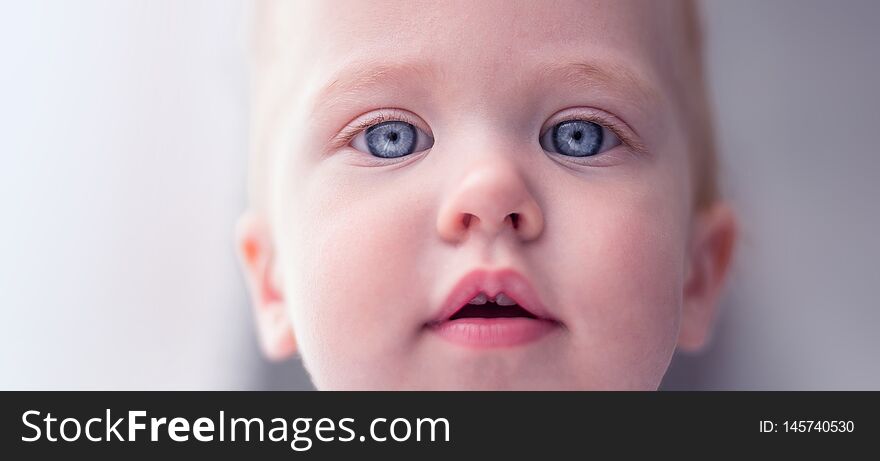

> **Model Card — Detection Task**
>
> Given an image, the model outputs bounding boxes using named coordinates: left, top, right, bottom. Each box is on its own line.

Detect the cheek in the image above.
left=544, top=172, right=689, bottom=387
left=276, top=169, right=433, bottom=387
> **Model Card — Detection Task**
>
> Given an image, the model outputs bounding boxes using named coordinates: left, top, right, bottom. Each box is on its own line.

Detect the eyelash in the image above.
left=541, top=109, right=646, bottom=156
left=330, top=108, right=645, bottom=164
left=329, top=110, right=427, bottom=151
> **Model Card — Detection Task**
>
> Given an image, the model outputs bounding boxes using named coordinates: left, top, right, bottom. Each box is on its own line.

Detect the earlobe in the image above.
left=235, top=211, right=297, bottom=361
left=678, top=202, right=738, bottom=353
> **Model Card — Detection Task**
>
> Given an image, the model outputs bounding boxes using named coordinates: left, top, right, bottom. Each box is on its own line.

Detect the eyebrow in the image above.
left=533, top=60, right=662, bottom=109
left=308, top=59, right=439, bottom=119
left=308, top=57, right=661, bottom=121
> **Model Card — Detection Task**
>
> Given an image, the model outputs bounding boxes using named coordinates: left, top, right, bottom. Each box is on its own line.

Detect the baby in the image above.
left=236, top=0, right=737, bottom=390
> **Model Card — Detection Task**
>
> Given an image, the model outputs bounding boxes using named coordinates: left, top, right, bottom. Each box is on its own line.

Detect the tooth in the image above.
left=495, top=293, right=517, bottom=306
left=468, top=293, right=488, bottom=305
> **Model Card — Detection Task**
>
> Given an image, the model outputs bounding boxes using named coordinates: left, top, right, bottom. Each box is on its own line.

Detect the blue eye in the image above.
left=350, top=120, right=433, bottom=159
left=540, top=120, right=620, bottom=157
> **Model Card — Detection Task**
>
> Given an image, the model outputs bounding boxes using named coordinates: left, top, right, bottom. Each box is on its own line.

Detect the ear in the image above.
left=678, top=202, right=737, bottom=353
left=235, top=210, right=297, bottom=361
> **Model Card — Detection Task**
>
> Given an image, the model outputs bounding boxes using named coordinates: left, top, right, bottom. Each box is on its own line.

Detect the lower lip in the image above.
left=428, top=317, right=558, bottom=348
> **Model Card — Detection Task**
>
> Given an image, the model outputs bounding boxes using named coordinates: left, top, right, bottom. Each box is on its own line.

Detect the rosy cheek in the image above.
left=549, top=181, right=686, bottom=381
left=282, top=172, right=434, bottom=378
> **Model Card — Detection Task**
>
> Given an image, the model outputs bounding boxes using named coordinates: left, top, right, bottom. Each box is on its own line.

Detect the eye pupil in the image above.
left=387, top=132, right=399, bottom=142
left=572, top=130, right=583, bottom=141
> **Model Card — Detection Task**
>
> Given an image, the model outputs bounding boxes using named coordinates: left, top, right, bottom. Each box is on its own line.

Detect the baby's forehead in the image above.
left=269, top=0, right=687, bottom=93
left=252, top=0, right=704, bottom=162
left=295, top=0, right=668, bottom=46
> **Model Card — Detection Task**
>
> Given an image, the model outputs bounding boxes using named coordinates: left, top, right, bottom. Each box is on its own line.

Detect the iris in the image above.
left=365, top=121, right=418, bottom=158
left=550, top=120, right=603, bottom=157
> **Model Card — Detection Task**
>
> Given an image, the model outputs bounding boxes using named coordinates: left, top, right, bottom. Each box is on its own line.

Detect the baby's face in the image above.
left=264, top=0, right=699, bottom=389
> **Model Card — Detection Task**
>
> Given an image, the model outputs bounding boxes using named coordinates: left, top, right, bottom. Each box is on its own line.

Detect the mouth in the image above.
left=425, top=268, right=561, bottom=348
left=448, top=293, right=538, bottom=320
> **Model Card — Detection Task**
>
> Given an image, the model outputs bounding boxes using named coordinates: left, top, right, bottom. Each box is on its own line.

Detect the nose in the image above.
left=436, top=160, right=544, bottom=243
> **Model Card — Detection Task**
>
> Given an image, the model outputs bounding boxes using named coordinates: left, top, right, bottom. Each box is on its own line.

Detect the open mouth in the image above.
left=447, top=293, right=539, bottom=320
left=428, top=269, right=561, bottom=348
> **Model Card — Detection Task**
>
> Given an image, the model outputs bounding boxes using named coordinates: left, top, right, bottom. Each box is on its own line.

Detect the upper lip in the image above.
left=428, top=268, right=555, bottom=325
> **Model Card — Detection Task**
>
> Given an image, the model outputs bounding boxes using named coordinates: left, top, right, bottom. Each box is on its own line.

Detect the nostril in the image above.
left=457, top=213, right=521, bottom=233
left=509, top=213, right=520, bottom=229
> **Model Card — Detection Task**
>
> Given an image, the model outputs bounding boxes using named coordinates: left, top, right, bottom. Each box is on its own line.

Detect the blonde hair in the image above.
left=680, top=0, right=719, bottom=210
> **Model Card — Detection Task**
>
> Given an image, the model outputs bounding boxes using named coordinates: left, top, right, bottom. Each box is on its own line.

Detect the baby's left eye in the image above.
left=539, top=120, right=621, bottom=157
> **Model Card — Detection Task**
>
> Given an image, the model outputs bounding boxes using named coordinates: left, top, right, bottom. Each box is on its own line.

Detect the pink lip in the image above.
left=426, top=268, right=561, bottom=348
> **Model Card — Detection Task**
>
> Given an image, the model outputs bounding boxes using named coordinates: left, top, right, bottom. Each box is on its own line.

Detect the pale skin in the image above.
left=237, top=0, right=737, bottom=390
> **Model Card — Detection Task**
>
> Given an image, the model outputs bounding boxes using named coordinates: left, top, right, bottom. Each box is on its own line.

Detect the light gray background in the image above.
left=1, top=0, right=877, bottom=390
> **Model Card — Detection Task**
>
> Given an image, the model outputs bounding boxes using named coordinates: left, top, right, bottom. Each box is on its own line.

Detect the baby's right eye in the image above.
left=350, top=120, right=434, bottom=159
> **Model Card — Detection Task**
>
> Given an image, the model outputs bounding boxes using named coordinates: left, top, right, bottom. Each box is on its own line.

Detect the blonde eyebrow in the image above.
left=534, top=61, right=662, bottom=108
left=308, top=59, right=439, bottom=118
left=306, top=58, right=662, bottom=124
